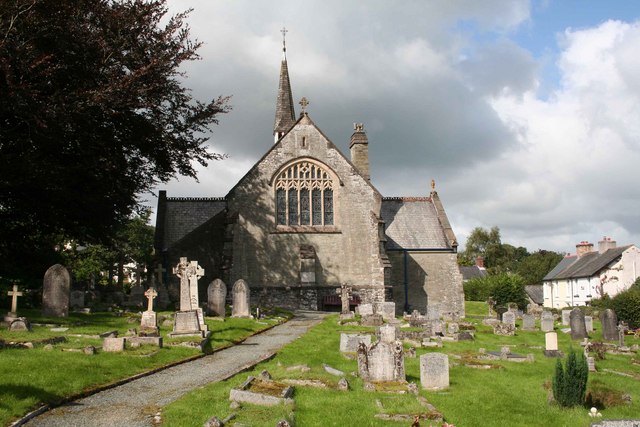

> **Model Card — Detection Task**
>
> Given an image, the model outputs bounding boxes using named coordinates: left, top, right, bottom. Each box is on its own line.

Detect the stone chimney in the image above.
left=350, top=123, right=369, bottom=181
left=476, top=256, right=485, bottom=269
left=576, top=241, right=594, bottom=258
left=598, top=236, right=617, bottom=254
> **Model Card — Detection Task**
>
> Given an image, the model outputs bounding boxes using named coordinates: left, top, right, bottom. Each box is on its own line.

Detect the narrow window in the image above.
left=324, top=189, right=333, bottom=225
left=276, top=189, right=286, bottom=225
left=288, top=189, right=298, bottom=225
left=300, top=189, right=310, bottom=225
left=312, top=189, right=322, bottom=225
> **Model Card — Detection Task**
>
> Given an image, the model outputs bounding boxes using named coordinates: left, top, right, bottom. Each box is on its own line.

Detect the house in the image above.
left=153, top=36, right=465, bottom=318
left=459, top=256, right=488, bottom=282
left=542, top=237, right=640, bottom=308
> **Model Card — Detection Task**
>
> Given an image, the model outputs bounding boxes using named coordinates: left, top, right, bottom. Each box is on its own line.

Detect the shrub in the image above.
left=552, top=348, right=588, bottom=408
left=609, top=287, right=640, bottom=329
left=463, top=277, right=493, bottom=302
left=462, top=273, right=527, bottom=309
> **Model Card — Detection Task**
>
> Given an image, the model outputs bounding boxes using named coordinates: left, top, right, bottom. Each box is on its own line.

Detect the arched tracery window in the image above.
left=275, top=161, right=334, bottom=226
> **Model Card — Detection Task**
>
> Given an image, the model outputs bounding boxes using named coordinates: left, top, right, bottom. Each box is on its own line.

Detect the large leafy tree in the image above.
left=459, top=226, right=529, bottom=274
left=516, top=249, right=564, bottom=286
left=0, top=0, right=229, bottom=279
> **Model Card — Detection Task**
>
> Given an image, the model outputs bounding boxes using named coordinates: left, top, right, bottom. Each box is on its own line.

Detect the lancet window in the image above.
left=275, top=161, right=334, bottom=226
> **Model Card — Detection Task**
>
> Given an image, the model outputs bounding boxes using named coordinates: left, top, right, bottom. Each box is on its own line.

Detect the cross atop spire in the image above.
left=281, top=27, right=288, bottom=54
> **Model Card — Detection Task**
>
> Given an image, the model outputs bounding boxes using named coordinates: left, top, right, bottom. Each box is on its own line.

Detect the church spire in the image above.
left=273, top=27, right=296, bottom=143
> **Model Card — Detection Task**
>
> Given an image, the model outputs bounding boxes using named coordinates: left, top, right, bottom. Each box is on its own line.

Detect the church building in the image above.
left=154, top=36, right=464, bottom=318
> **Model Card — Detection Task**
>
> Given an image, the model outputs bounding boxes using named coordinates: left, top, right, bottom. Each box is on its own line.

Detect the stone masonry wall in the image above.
left=388, top=251, right=465, bottom=319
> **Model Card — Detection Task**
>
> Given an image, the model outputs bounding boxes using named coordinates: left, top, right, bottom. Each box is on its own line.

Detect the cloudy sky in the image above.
left=150, top=0, right=640, bottom=254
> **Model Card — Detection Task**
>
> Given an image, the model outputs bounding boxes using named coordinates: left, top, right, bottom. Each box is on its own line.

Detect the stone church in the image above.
left=154, top=38, right=464, bottom=318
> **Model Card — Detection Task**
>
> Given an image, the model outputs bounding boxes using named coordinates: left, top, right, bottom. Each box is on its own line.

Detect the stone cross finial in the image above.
left=299, top=97, right=309, bottom=113
left=354, top=123, right=364, bottom=132
left=281, top=26, right=288, bottom=50
left=144, top=287, right=158, bottom=312
left=431, top=179, right=436, bottom=191
left=154, top=263, right=166, bottom=285
left=8, top=284, right=23, bottom=315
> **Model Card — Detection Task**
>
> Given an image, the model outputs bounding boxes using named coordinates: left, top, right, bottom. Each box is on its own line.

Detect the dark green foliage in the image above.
left=464, top=273, right=527, bottom=309
left=552, top=348, right=588, bottom=408
left=592, top=284, right=640, bottom=329
left=458, top=226, right=529, bottom=274
left=463, top=276, right=494, bottom=302
left=516, top=249, right=564, bottom=285
left=0, top=0, right=230, bottom=280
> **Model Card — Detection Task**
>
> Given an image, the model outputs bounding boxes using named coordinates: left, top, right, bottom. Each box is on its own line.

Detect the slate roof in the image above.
left=459, top=265, right=488, bottom=281
left=525, top=285, right=544, bottom=304
left=381, top=197, right=453, bottom=250
left=543, top=246, right=632, bottom=281
left=161, top=197, right=226, bottom=250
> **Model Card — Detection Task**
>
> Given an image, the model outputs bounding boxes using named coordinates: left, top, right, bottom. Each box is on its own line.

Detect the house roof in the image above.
left=459, top=265, right=488, bottom=281
left=543, top=246, right=633, bottom=281
left=381, top=197, right=454, bottom=250
left=525, top=285, right=544, bottom=304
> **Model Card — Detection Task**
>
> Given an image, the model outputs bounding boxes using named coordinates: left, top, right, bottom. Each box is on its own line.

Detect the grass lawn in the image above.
left=162, top=302, right=640, bottom=427
left=0, top=309, right=288, bottom=426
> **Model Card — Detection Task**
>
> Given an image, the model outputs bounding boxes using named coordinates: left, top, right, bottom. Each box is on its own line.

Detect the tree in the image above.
left=0, top=0, right=229, bottom=279
left=553, top=348, right=588, bottom=408
left=516, top=249, right=564, bottom=285
left=458, top=226, right=529, bottom=274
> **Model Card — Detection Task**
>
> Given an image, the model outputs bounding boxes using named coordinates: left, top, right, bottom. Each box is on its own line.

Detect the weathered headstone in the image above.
left=376, top=301, right=396, bottom=321
left=336, top=284, right=352, bottom=315
left=584, top=316, right=594, bottom=333
left=42, top=264, right=70, bottom=317
left=541, top=311, right=554, bottom=332
left=357, top=303, right=374, bottom=316
left=502, top=311, right=516, bottom=328
left=378, top=324, right=398, bottom=343
left=420, top=353, right=449, bottom=390
left=171, top=258, right=207, bottom=336
left=601, top=309, right=618, bottom=341
left=339, top=333, right=372, bottom=353
left=587, top=356, right=596, bottom=372
left=140, top=287, right=158, bottom=333
left=357, top=340, right=405, bottom=382
left=544, top=332, right=561, bottom=357
left=232, top=279, right=251, bottom=318
left=6, top=284, right=23, bottom=319
left=570, top=308, right=587, bottom=340
left=172, top=311, right=203, bottom=335
left=522, top=314, right=536, bottom=330
left=207, top=279, right=227, bottom=317
left=618, top=322, right=629, bottom=348
left=9, top=318, right=31, bottom=331
left=103, top=337, right=125, bottom=352
left=561, top=309, right=571, bottom=326
left=70, top=290, right=85, bottom=309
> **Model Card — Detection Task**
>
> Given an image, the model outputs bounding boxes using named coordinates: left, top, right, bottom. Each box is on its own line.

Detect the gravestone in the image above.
left=601, top=309, right=618, bottom=341
left=207, top=279, right=227, bottom=317
left=544, top=332, right=561, bottom=357
left=376, top=301, right=396, bottom=321
left=357, top=340, right=405, bottom=382
left=502, top=311, right=516, bottom=328
left=9, top=318, right=31, bottom=331
left=495, top=306, right=507, bottom=321
left=140, top=287, right=158, bottom=333
left=431, top=319, right=444, bottom=336
left=6, top=284, right=23, bottom=319
left=618, top=322, right=629, bottom=348
left=232, top=279, right=251, bottom=318
left=378, top=324, right=398, bottom=343
left=541, top=311, right=554, bottom=332
left=336, top=284, right=352, bottom=315
left=171, top=257, right=207, bottom=336
left=339, top=333, right=372, bottom=353
left=42, top=264, right=70, bottom=317
left=587, top=356, right=596, bottom=372
left=522, top=314, right=536, bottom=330
left=569, top=308, right=587, bottom=340
left=70, top=290, right=85, bottom=309
left=584, top=316, right=594, bottom=333
left=103, top=337, right=125, bottom=352
left=420, top=353, right=449, bottom=390
left=357, top=303, right=374, bottom=316
left=561, top=310, right=571, bottom=326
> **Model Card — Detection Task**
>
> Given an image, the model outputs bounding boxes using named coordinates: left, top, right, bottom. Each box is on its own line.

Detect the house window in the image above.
left=275, top=161, right=334, bottom=227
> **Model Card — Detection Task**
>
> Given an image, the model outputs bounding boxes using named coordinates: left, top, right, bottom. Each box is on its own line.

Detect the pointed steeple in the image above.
left=273, top=27, right=296, bottom=143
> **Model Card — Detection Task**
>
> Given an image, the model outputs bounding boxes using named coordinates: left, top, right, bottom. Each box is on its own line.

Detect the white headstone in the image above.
left=502, top=311, right=516, bottom=328
left=420, top=353, right=449, bottom=390
left=231, top=279, right=251, bottom=318
left=207, top=279, right=227, bottom=317
left=545, top=332, right=558, bottom=351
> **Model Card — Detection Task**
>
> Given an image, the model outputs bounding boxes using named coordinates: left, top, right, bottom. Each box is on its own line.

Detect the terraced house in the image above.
left=542, top=237, right=640, bottom=308
left=154, top=37, right=464, bottom=318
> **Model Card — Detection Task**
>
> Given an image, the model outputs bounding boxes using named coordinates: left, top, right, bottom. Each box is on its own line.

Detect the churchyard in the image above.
left=0, top=307, right=287, bottom=426
left=160, top=301, right=640, bottom=427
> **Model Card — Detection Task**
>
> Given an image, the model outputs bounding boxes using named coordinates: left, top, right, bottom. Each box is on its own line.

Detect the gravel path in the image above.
left=22, top=311, right=327, bottom=427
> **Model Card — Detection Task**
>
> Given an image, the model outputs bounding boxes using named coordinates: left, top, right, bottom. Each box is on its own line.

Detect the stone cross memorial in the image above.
left=144, top=287, right=158, bottom=312
left=42, top=264, right=71, bottom=317
left=336, top=284, right=352, bottom=314
left=140, top=287, right=158, bottom=333
left=171, top=257, right=208, bottom=336
left=207, top=279, right=227, bottom=317
left=7, top=284, right=22, bottom=318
